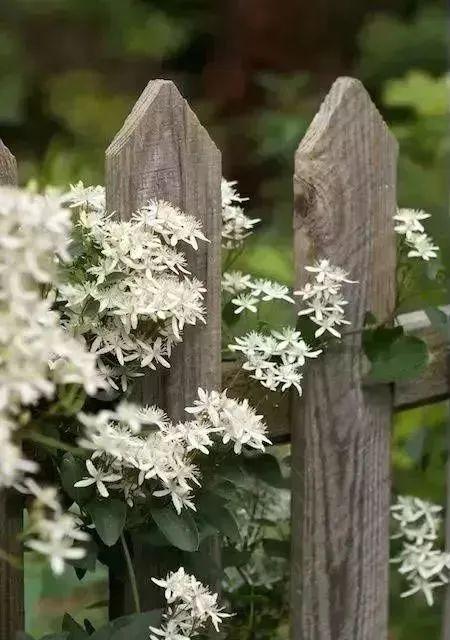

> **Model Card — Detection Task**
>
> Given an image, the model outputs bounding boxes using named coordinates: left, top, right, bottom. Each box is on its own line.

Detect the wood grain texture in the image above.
left=0, top=139, right=24, bottom=638
left=105, top=80, right=221, bottom=615
left=394, top=309, right=450, bottom=410
left=290, top=78, right=397, bottom=640
left=0, top=139, right=17, bottom=185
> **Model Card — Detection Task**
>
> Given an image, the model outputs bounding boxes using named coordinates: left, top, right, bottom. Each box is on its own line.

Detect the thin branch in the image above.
left=120, top=532, right=141, bottom=614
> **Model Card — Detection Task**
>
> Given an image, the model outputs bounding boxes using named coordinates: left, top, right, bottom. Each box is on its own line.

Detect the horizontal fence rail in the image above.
left=224, top=307, right=450, bottom=441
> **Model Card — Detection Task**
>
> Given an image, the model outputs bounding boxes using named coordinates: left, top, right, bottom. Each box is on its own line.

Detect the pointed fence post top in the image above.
left=107, top=80, right=191, bottom=155
left=294, top=75, right=398, bottom=321
left=296, top=77, right=397, bottom=156
left=106, top=79, right=220, bottom=220
left=0, top=139, right=17, bottom=185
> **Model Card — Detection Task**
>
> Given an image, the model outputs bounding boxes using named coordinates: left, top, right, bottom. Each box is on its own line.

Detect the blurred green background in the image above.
left=0, top=0, right=448, bottom=637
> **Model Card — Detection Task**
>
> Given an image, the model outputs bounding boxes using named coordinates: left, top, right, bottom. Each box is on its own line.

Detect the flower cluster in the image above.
left=221, top=179, right=260, bottom=249
left=24, top=479, right=89, bottom=575
left=391, top=495, right=450, bottom=606
left=75, top=388, right=270, bottom=511
left=222, top=271, right=294, bottom=315
left=394, top=208, right=439, bottom=261
left=294, top=259, right=356, bottom=339
left=0, top=187, right=101, bottom=490
left=229, top=328, right=321, bottom=395
left=185, top=387, right=271, bottom=453
left=59, top=184, right=207, bottom=390
left=150, top=567, right=231, bottom=639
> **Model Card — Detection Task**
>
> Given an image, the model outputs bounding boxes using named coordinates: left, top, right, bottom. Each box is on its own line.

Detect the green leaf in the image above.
left=263, top=538, right=289, bottom=559
left=243, top=454, right=287, bottom=488
left=84, top=620, right=96, bottom=636
left=60, top=453, right=93, bottom=505
left=101, top=271, right=128, bottom=286
left=366, top=334, right=429, bottom=383
left=151, top=506, right=199, bottom=552
left=68, top=538, right=98, bottom=573
left=363, top=326, right=403, bottom=362
left=40, top=635, right=69, bottom=640
left=216, top=462, right=250, bottom=489
left=87, top=499, right=126, bottom=547
left=222, top=300, right=240, bottom=327
left=134, top=526, right=172, bottom=547
left=197, top=494, right=241, bottom=543
left=222, top=547, right=252, bottom=568
left=83, top=620, right=96, bottom=636
left=91, top=611, right=162, bottom=640
left=16, top=634, right=35, bottom=640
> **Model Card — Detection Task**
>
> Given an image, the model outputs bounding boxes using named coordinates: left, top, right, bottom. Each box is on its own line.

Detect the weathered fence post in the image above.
left=105, top=80, right=222, bottom=614
left=0, top=140, right=25, bottom=638
left=290, top=78, right=397, bottom=640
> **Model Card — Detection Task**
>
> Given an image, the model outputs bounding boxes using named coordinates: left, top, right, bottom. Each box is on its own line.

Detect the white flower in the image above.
left=26, top=535, right=86, bottom=575
left=59, top=189, right=208, bottom=385
left=25, top=502, right=88, bottom=576
left=22, top=478, right=60, bottom=511
left=134, top=200, right=208, bottom=250
left=294, top=259, right=357, bottom=342
left=63, top=181, right=106, bottom=212
left=274, top=362, right=303, bottom=394
left=153, top=482, right=197, bottom=515
left=400, top=575, right=445, bottom=607
left=394, top=207, right=439, bottom=262
left=151, top=567, right=231, bottom=638
left=391, top=495, right=449, bottom=606
left=229, top=327, right=320, bottom=396
left=222, top=205, right=260, bottom=249
left=221, top=179, right=259, bottom=249
left=304, top=259, right=356, bottom=284
left=221, top=271, right=253, bottom=294
left=186, top=388, right=271, bottom=454
left=231, top=293, right=259, bottom=314
left=221, top=178, right=248, bottom=207
left=312, top=312, right=351, bottom=339
left=249, top=279, right=294, bottom=303
left=394, top=208, right=430, bottom=237
left=0, top=438, right=39, bottom=488
left=74, top=459, right=122, bottom=497
left=406, top=233, right=439, bottom=261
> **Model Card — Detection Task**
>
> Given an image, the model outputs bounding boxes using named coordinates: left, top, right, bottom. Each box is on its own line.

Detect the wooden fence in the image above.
left=0, top=76, right=448, bottom=640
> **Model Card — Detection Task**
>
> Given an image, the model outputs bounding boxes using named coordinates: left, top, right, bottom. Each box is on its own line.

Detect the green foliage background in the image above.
left=0, top=1, right=448, bottom=638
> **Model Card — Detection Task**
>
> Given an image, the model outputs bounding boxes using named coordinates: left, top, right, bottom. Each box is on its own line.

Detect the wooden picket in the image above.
left=290, top=77, right=397, bottom=640
left=0, top=142, right=24, bottom=640
left=105, top=79, right=222, bottom=615
left=0, top=76, right=449, bottom=639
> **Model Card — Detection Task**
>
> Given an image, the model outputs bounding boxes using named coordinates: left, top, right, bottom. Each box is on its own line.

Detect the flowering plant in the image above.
left=221, top=179, right=357, bottom=398
left=391, top=495, right=450, bottom=606
left=0, top=183, right=276, bottom=639
left=58, top=184, right=207, bottom=391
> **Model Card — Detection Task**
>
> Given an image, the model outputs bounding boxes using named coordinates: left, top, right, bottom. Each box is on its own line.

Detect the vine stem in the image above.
left=120, top=532, right=141, bottom=614
left=23, top=432, right=85, bottom=456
